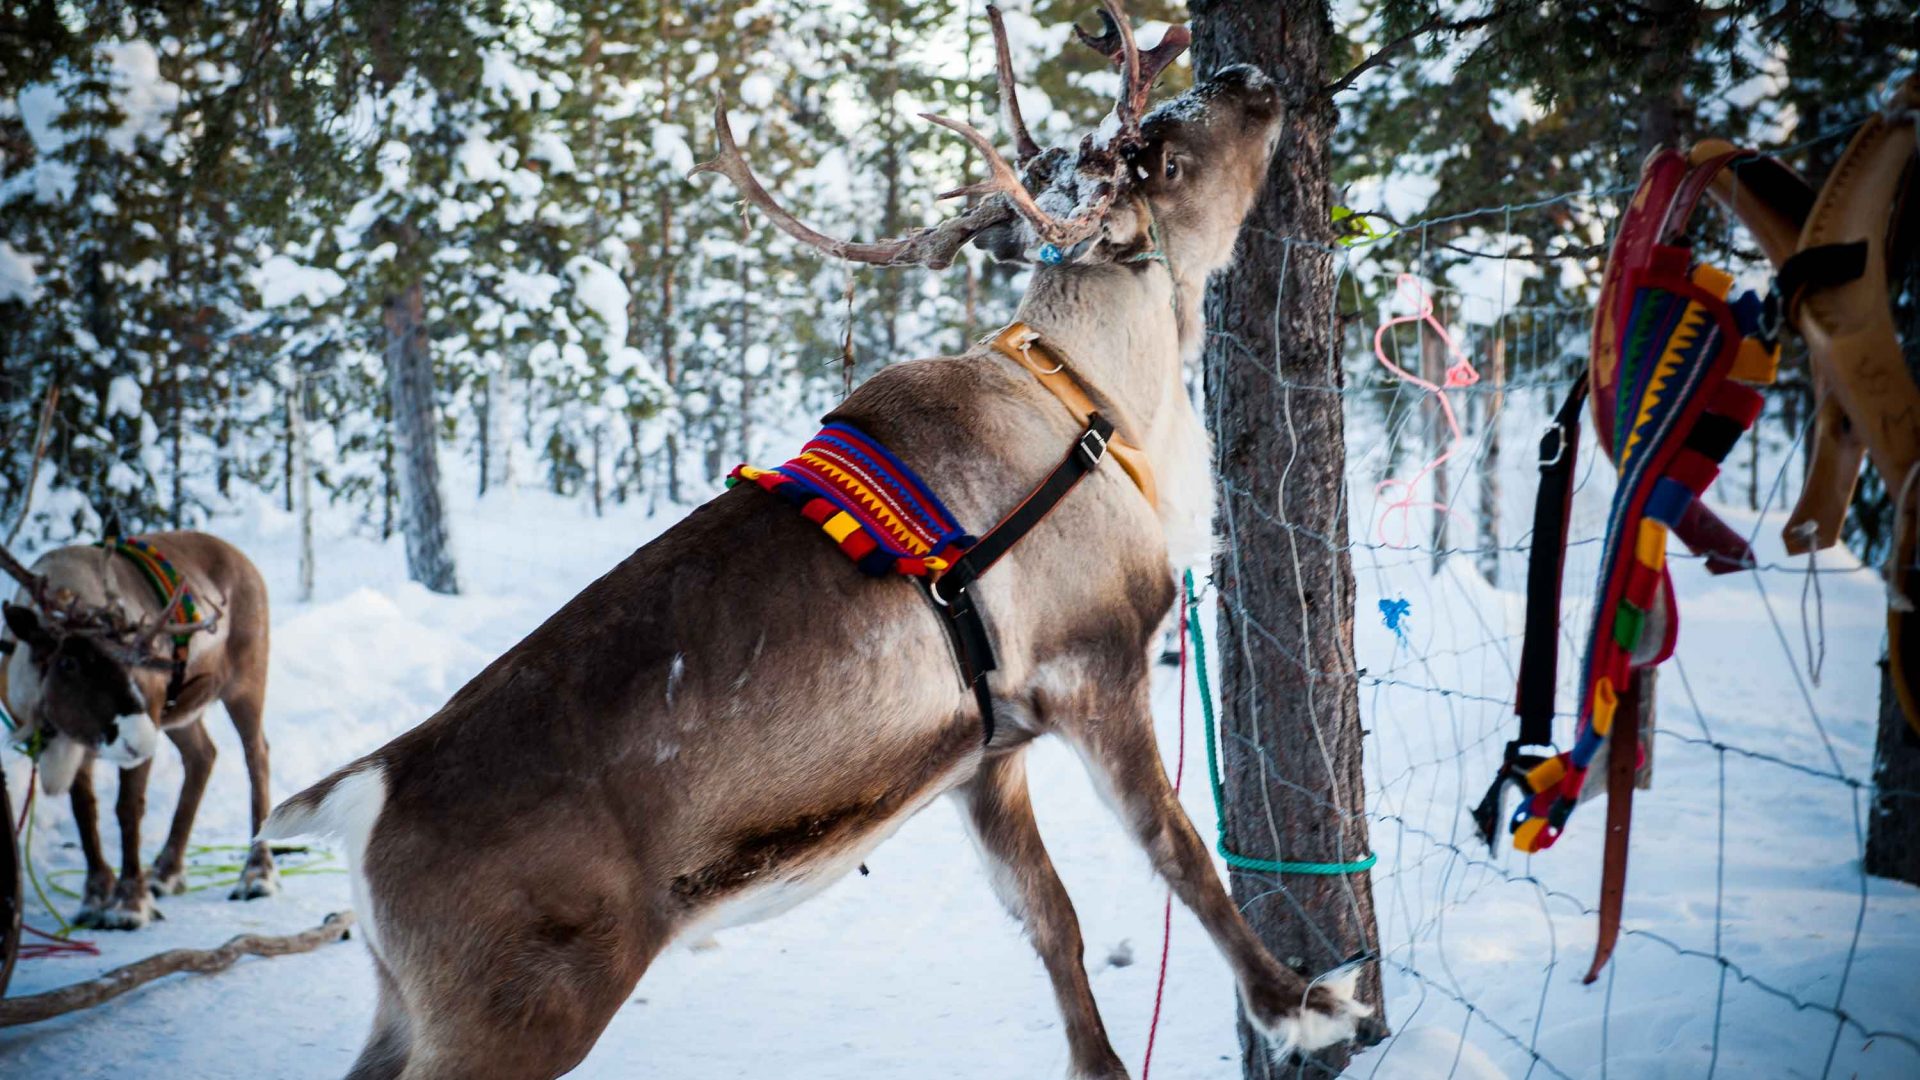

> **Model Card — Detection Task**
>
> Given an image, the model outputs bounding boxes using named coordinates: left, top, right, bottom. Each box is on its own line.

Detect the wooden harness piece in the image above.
left=1696, top=78, right=1920, bottom=735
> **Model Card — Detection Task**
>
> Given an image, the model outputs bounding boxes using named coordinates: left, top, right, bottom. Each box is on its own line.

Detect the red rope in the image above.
left=1141, top=588, right=1191, bottom=1079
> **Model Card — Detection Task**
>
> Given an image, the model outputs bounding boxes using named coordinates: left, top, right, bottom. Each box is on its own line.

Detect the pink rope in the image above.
left=1141, top=588, right=1191, bottom=1079
left=1371, top=273, right=1480, bottom=548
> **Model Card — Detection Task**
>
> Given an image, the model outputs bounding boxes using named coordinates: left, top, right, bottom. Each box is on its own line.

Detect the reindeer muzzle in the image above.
left=99, top=709, right=159, bottom=769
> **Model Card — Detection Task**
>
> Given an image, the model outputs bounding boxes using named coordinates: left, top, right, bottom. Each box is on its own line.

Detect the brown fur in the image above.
left=274, top=65, right=1362, bottom=1080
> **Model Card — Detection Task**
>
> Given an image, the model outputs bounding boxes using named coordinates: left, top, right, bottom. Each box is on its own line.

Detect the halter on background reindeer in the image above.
left=262, top=4, right=1371, bottom=1078
left=1, top=532, right=279, bottom=930
left=1478, top=74, right=1920, bottom=982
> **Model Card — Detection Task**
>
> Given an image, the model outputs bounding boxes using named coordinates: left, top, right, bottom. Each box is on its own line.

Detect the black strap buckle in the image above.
left=1075, top=425, right=1109, bottom=470
left=1538, top=421, right=1568, bottom=470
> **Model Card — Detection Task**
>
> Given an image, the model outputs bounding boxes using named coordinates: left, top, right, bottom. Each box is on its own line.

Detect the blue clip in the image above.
left=1038, top=242, right=1066, bottom=265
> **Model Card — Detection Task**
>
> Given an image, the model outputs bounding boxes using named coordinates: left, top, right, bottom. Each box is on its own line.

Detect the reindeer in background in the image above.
left=1, top=532, right=276, bottom=928
left=265, top=5, right=1369, bottom=1077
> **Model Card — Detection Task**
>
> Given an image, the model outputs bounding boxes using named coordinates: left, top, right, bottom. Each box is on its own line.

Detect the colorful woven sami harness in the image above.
left=1473, top=146, right=1796, bottom=983
left=730, top=323, right=1156, bottom=742
left=729, top=424, right=975, bottom=578
left=98, top=536, right=206, bottom=711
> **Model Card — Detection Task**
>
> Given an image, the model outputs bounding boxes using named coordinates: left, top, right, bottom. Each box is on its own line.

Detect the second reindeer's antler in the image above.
left=0, top=540, right=219, bottom=662
left=691, top=1, right=1189, bottom=267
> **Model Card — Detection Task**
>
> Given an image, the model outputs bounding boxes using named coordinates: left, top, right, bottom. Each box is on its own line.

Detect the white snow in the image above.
left=252, top=254, right=347, bottom=309
left=103, top=374, right=143, bottom=419
left=567, top=255, right=630, bottom=348
left=0, top=240, right=39, bottom=303
left=1, top=430, right=1916, bottom=1079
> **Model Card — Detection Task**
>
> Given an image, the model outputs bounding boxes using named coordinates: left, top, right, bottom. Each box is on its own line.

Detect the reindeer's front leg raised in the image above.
left=1060, top=678, right=1367, bottom=1058
left=957, top=750, right=1128, bottom=1080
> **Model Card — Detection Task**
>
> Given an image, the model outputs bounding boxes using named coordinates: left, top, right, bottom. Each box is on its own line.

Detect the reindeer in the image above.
left=1, top=532, right=277, bottom=928
left=263, top=5, right=1368, bottom=1077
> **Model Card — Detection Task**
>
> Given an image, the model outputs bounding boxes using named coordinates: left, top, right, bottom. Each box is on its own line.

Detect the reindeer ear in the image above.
left=970, top=218, right=1036, bottom=264
left=3, top=603, right=53, bottom=653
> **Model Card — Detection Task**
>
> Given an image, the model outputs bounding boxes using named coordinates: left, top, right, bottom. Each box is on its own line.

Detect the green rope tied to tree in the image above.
left=1186, top=569, right=1378, bottom=876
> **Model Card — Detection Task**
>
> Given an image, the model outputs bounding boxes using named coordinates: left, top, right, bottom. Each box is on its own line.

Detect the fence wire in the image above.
left=1200, top=119, right=1920, bottom=1079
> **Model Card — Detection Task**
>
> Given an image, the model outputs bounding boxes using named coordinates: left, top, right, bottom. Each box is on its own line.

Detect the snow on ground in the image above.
left=3, top=438, right=1918, bottom=1077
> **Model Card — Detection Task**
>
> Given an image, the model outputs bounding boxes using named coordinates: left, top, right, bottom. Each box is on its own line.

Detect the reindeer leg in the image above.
left=957, top=749, right=1128, bottom=1080
left=150, top=718, right=216, bottom=896
left=94, top=758, right=159, bottom=929
left=1059, top=677, right=1368, bottom=1057
left=69, top=762, right=118, bottom=927
left=223, top=682, right=279, bottom=900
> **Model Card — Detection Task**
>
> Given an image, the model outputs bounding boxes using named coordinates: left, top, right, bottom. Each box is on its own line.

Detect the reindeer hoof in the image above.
left=77, top=888, right=160, bottom=931
left=149, top=865, right=189, bottom=897
left=1243, top=966, right=1370, bottom=1058
left=230, top=858, right=280, bottom=900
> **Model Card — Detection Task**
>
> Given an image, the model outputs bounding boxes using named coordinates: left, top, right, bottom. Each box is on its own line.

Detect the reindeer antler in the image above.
left=1074, top=0, right=1191, bottom=150
left=693, top=2, right=1186, bottom=268
left=985, top=5, right=1041, bottom=164
left=691, top=102, right=1017, bottom=269
left=0, top=539, right=220, bottom=662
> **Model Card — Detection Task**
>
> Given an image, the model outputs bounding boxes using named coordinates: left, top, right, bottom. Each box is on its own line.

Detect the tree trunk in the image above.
left=383, top=280, right=459, bottom=595
left=1633, top=0, right=1696, bottom=160
left=1478, top=333, right=1505, bottom=585
left=1192, top=3, right=1385, bottom=1075
left=292, top=376, right=314, bottom=604
left=657, top=187, right=681, bottom=505
left=476, top=374, right=491, bottom=499
left=1866, top=217, right=1920, bottom=885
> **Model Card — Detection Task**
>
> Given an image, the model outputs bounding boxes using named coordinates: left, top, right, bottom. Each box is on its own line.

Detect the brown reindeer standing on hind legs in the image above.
left=1, top=532, right=278, bottom=928
left=264, top=5, right=1371, bottom=1078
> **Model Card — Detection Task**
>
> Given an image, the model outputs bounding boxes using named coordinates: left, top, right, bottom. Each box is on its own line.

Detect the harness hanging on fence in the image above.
left=97, top=536, right=206, bottom=712
left=1695, top=80, right=1920, bottom=738
left=730, top=322, right=1155, bottom=743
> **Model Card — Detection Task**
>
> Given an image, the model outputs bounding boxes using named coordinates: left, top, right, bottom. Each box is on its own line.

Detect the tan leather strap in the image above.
left=987, top=322, right=1158, bottom=510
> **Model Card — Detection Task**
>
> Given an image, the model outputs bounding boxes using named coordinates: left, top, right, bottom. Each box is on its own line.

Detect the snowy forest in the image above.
left=4, top=1, right=1913, bottom=573
left=4, top=1, right=1920, bottom=1078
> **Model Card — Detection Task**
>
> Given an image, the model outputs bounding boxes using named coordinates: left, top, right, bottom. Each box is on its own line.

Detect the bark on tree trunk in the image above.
left=1192, top=3, right=1386, bottom=1074
left=1866, top=225, right=1920, bottom=885
left=1478, top=333, right=1505, bottom=585
left=384, top=280, right=459, bottom=595
left=292, top=375, right=314, bottom=604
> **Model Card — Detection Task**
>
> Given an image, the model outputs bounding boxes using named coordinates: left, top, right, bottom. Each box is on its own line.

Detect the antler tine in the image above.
left=691, top=100, right=1015, bottom=270
left=0, top=542, right=46, bottom=602
left=921, top=113, right=1111, bottom=250
left=1098, top=0, right=1142, bottom=138
left=1075, top=1, right=1189, bottom=145
left=984, top=5, right=1041, bottom=164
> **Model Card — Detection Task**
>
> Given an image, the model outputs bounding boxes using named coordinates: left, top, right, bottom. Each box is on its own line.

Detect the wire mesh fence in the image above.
left=1197, top=119, right=1920, bottom=1078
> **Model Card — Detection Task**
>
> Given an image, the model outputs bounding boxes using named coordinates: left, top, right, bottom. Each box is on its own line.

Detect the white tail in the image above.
left=260, top=763, right=387, bottom=957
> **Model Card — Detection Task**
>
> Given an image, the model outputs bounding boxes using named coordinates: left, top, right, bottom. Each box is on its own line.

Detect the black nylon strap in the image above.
left=935, top=414, right=1117, bottom=743
left=165, top=645, right=188, bottom=711
left=1686, top=412, right=1745, bottom=463
left=1476, top=376, right=1587, bottom=847
left=1513, top=374, right=1588, bottom=749
left=1777, top=241, right=1868, bottom=310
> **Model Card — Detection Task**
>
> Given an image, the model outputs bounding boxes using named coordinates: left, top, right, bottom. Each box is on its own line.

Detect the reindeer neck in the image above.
left=1011, top=260, right=1202, bottom=445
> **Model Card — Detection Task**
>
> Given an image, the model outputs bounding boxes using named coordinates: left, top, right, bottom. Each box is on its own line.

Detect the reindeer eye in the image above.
left=1164, top=157, right=1180, bottom=181
left=56, top=655, right=77, bottom=676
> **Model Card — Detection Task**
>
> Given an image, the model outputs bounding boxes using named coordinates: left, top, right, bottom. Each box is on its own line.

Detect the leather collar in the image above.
left=986, top=322, right=1158, bottom=510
